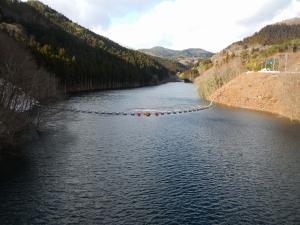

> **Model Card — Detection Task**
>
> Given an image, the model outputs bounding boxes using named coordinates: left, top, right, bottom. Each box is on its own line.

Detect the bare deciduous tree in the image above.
left=0, top=31, right=58, bottom=147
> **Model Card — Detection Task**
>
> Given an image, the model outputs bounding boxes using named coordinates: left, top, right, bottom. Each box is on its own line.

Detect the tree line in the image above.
left=244, top=23, right=300, bottom=45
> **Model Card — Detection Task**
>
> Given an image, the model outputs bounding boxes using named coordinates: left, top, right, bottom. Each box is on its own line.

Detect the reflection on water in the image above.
left=0, top=83, right=299, bottom=225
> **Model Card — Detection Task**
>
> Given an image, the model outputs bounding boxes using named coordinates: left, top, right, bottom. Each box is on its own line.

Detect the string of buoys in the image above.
left=46, top=101, right=213, bottom=118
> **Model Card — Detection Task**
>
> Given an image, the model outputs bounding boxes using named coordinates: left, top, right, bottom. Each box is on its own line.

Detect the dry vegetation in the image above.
left=195, top=57, right=246, bottom=99
left=0, top=31, right=58, bottom=150
left=193, top=19, right=300, bottom=121
left=194, top=47, right=300, bottom=121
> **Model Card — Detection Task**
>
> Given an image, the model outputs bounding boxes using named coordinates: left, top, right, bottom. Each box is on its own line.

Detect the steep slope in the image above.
left=195, top=18, right=300, bottom=97
left=210, top=71, right=300, bottom=121
left=0, top=0, right=178, bottom=93
left=0, top=29, right=59, bottom=147
left=194, top=18, right=300, bottom=121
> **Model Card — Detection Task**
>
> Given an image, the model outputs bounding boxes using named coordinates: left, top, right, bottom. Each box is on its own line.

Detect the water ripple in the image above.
left=0, top=83, right=299, bottom=225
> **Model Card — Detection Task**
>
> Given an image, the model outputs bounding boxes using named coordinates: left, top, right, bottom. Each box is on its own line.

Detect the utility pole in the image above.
left=264, top=60, right=267, bottom=70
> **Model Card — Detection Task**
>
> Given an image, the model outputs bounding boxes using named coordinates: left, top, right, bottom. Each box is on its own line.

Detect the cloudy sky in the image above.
left=27, top=0, right=300, bottom=52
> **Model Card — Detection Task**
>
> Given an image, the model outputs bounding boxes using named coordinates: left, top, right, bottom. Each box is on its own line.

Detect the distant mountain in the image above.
left=139, top=46, right=213, bottom=59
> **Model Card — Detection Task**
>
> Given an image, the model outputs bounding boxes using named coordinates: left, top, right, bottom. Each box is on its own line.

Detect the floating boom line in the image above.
left=43, top=101, right=213, bottom=118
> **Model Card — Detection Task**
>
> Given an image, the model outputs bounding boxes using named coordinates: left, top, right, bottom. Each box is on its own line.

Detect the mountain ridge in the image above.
left=276, top=17, right=300, bottom=25
left=243, top=18, right=300, bottom=45
left=139, top=46, right=213, bottom=59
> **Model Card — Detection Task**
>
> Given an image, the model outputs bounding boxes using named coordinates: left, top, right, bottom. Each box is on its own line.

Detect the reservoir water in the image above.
left=0, top=82, right=299, bottom=224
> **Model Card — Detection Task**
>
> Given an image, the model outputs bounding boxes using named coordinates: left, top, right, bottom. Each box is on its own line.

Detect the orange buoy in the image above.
left=144, top=112, right=151, bottom=117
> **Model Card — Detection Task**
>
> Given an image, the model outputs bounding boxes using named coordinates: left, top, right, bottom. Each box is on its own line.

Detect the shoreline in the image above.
left=209, top=100, right=300, bottom=123
left=0, top=78, right=177, bottom=155
left=66, top=77, right=178, bottom=96
left=194, top=72, right=300, bottom=123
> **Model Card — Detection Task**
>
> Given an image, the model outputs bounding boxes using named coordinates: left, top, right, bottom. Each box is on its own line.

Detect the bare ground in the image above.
left=209, top=72, right=300, bottom=121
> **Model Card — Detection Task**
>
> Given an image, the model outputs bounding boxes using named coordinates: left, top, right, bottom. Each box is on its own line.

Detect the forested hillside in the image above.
left=193, top=19, right=300, bottom=99
left=0, top=0, right=179, bottom=93
left=0, top=0, right=184, bottom=149
left=244, top=23, right=300, bottom=45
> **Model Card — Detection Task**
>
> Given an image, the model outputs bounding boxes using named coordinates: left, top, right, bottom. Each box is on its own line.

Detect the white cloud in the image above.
left=35, top=0, right=167, bottom=29
left=265, top=0, right=300, bottom=24
left=27, top=0, right=300, bottom=52
left=239, top=0, right=293, bottom=27
left=93, top=0, right=300, bottom=52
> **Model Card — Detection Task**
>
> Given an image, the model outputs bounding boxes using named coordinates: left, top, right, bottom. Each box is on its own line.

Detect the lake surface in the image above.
left=1, top=82, right=300, bottom=225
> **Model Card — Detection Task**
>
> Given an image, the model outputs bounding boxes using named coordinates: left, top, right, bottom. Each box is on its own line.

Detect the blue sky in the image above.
left=28, top=0, right=300, bottom=52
